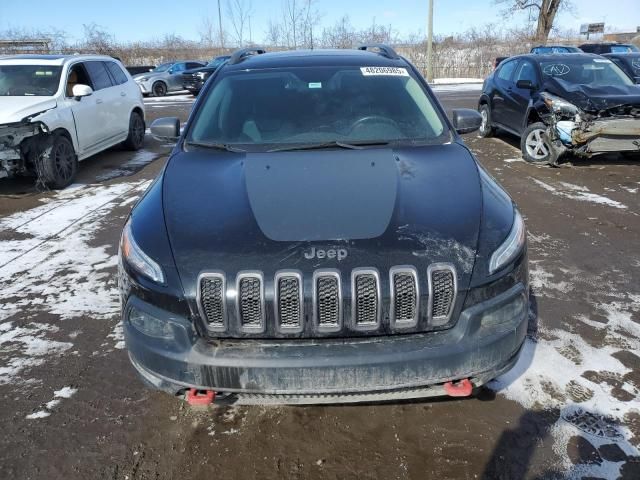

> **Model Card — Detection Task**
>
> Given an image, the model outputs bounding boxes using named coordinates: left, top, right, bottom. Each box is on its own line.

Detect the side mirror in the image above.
left=451, top=108, right=482, bottom=134
left=72, top=84, right=93, bottom=99
left=150, top=117, right=180, bottom=140
left=516, top=79, right=535, bottom=90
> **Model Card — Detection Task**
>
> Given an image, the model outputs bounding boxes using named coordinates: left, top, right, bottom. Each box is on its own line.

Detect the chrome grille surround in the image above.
left=351, top=268, right=381, bottom=331
left=236, top=271, right=265, bottom=333
left=312, top=269, right=342, bottom=333
left=389, top=266, right=419, bottom=329
left=196, top=271, right=226, bottom=332
left=427, top=263, right=457, bottom=326
left=274, top=270, right=304, bottom=333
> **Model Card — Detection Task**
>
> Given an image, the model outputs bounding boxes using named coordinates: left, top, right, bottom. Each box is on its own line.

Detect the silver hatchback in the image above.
left=133, top=60, right=206, bottom=96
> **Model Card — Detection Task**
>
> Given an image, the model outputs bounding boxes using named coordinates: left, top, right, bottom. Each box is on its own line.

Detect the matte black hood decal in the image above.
left=244, top=149, right=397, bottom=241
left=545, top=78, right=640, bottom=112
left=162, top=143, right=483, bottom=297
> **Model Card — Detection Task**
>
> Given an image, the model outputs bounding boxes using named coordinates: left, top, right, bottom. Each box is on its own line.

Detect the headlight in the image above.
left=197, top=72, right=207, bottom=79
left=120, top=219, right=165, bottom=283
left=137, top=77, right=149, bottom=82
left=489, top=210, right=526, bottom=274
left=540, top=92, right=579, bottom=116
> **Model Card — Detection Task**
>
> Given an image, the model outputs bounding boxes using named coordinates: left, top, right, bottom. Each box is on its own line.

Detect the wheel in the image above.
left=478, top=104, right=494, bottom=138
left=191, top=90, right=199, bottom=97
left=521, top=122, right=557, bottom=165
left=152, top=81, right=167, bottom=97
left=122, top=111, right=145, bottom=151
left=37, top=134, right=78, bottom=189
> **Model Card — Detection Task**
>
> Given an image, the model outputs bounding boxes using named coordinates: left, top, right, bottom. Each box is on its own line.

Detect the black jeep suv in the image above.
left=120, top=46, right=529, bottom=405
left=182, top=55, right=231, bottom=95
left=478, top=53, right=640, bottom=164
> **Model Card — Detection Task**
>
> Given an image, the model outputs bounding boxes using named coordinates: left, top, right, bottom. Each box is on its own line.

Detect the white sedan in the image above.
left=0, top=54, right=145, bottom=188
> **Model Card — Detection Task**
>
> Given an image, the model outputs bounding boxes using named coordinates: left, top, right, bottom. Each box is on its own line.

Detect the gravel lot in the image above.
left=1, top=88, right=638, bottom=479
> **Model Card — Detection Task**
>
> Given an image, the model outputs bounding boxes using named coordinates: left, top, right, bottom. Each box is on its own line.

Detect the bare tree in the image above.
left=227, top=0, right=253, bottom=47
left=321, top=16, right=356, bottom=49
left=495, top=0, right=570, bottom=41
left=80, top=23, right=116, bottom=55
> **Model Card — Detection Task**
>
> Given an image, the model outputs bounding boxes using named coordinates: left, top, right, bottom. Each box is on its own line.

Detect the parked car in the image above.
left=478, top=53, right=640, bottom=165
left=126, top=65, right=156, bottom=76
left=604, top=52, right=640, bottom=83
left=181, top=55, right=231, bottom=96
left=121, top=46, right=529, bottom=405
left=579, top=42, right=639, bottom=54
left=530, top=45, right=582, bottom=54
left=0, top=54, right=145, bottom=188
left=133, top=60, right=206, bottom=96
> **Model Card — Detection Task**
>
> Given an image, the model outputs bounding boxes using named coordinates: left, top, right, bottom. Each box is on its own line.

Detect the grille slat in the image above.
left=276, top=274, right=302, bottom=330
left=353, top=271, right=380, bottom=328
left=198, top=275, right=225, bottom=329
left=238, top=275, right=263, bottom=330
left=315, top=273, right=341, bottom=330
left=391, top=268, right=418, bottom=327
left=429, top=266, right=456, bottom=324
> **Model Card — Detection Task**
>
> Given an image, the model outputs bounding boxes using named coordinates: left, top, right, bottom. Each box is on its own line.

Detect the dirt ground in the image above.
left=0, top=88, right=638, bottom=480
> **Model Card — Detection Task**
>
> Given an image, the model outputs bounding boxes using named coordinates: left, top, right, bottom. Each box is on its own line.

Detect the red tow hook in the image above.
left=186, top=388, right=216, bottom=406
left=444, top=378, right=473, bottom=397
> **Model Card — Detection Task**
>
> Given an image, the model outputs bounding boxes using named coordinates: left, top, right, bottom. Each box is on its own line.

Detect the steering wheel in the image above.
left=349, top=115, right=399, bottom=133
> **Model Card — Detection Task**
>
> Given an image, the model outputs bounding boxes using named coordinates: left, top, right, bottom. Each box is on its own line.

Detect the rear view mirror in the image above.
left=516, top=79, right=535, bottom=90
left=451, top=109, right=482, bottom=134
left=150, top=117, right=180, bottom=140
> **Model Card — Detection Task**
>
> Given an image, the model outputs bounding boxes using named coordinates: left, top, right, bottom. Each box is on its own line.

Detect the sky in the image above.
left=0, top=0, right=638, bottom=44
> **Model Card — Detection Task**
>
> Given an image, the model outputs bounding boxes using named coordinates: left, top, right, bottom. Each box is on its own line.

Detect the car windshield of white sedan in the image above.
left=188, top=66, right=448, bottom=150
left=0, top=65, right=62, bottom=96
left=152, top=63, right=172, bottom=72
left=540, top=58, right=633, bottom=86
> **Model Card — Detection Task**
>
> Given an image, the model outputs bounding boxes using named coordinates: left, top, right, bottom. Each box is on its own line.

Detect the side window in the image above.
left=85, top=61, right=113, bottom=90
left=171, top=63, right=186, bottom=73
left=105, top=61, right=129, bottom=85
left=514, top=60, right=537, bottom=84
left=497, top=60, right=517, bottom=81
left=66, top=63, right=93, bottom=97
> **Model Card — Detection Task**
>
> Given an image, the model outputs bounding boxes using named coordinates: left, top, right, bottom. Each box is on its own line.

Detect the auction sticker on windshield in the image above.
left=361, top=66, right=409, bottom=76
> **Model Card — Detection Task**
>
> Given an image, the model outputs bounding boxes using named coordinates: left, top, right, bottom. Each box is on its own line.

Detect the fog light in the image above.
left=480, top=294, right=526, bottom=329
left=129, top=306, right=174, bottom=339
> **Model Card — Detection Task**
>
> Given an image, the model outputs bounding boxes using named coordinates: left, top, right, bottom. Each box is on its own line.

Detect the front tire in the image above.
left=478, top=104, right=494, bottom=138
left=521, top=122, right=557, bottom=165
left=37, top=134, right=78, bottom=189
left=152, top=81, right=167, bottom=97
left=123, top=111, right=145, bottom=151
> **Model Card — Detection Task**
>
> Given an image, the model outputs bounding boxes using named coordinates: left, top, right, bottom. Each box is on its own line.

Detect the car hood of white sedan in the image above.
left=0, top=97, right=57, bottom=125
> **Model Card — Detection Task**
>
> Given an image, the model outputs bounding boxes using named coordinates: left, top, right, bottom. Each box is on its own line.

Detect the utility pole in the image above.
left=426, top=0, right=434, bottom=83
left=217, top=0, right=224, bottom=49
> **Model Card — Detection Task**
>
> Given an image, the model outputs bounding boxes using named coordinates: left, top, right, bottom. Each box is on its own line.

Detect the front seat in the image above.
left=66, top=70, right=79, bottom=97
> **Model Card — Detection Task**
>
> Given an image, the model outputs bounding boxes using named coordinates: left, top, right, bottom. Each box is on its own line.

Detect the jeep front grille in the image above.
left=198, top=274, right=225, bottom=330
left=429, top=265, right=456, bottom=325
left=275, top=272, right=303, bottom=331
left=314, top=272, right=341, bottom=331
left=352, top=270, right=380, bottom=329
left=237, top=273, right=264, bottom=331
left=390, top=267, right=418, bottom=327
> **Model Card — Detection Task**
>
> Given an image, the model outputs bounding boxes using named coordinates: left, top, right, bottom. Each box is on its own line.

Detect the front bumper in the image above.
left=124, top=282, right=528, bottom=400
left=135, top=81, right=151, bottom=94
left=558, top=117, right=640, bottom=154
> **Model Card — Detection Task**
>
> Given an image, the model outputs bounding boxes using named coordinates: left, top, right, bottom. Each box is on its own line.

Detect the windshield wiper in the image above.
left=267, top=140, right=390, bottom=153
left=185, top=141, right=246, bottom=153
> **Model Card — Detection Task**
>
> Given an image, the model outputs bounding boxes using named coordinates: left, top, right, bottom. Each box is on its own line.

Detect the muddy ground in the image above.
left=0, top=88, right=638, bottom=479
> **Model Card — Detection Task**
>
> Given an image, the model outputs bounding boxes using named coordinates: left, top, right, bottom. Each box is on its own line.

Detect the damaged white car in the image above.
left=479, top=53, right=640, bottom=165
left=0, top=55, right=145, bottom=188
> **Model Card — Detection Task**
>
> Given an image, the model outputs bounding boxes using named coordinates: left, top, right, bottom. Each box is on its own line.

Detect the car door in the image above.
left=166, top=62, right=187, bottom=90
left=490, top=58, right=518, bottom=129
left=105, top=60, right=134, bottom=137
left=83, top=61, right=121, bottom=144
left=505, top=59, right=539, bottom=134
left=63, top=62, right=107, bottom=154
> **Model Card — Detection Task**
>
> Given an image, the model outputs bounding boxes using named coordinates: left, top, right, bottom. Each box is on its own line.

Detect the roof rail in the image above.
left=228, top=47, right=266, bottom=65
left=357, top=44, right=400, bottom=60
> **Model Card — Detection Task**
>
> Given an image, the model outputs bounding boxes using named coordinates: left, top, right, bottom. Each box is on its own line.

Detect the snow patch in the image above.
left=531, top=178, right=627, bottom=209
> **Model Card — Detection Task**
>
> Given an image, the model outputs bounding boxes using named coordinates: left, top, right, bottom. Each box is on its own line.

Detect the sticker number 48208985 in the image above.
left=360, top=66, right=409, bottom=76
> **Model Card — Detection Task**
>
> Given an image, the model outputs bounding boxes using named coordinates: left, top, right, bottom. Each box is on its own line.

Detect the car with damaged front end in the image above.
left=478, top=53, right=640, bottom=165
left=119, top=46, right=529, bottom=405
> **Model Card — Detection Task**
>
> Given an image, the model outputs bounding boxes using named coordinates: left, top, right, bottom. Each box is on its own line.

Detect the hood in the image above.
left=133, top=71, right=162, bottom=80
left=544, top=77, right=640, bottom=112
left=0, top=97, right=57, bottom=125
left=162, top=143, right=483, bottom=296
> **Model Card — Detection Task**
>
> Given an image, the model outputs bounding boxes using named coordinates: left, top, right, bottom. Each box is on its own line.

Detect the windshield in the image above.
left=540, top=57, right=633, bottom=86
left=611, top=45, right=639, bottom=53
left=187, top=65, right=448, bottom=151
left=0, top=65, right=62, bottom=96
left=533, top=46, right=577, bottom=54
left=207, top=57, right=227, bottom=67
left=153, top=63, right=173, bottom=72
